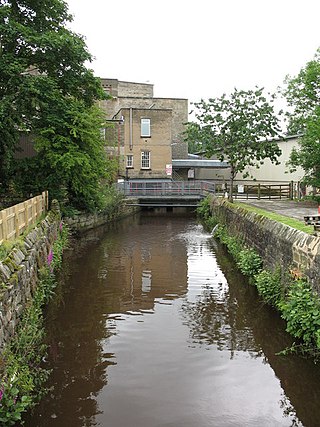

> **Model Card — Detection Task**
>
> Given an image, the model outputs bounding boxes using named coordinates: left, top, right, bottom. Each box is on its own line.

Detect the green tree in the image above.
left=0, top=0, right=113, bottom=211
left=186, top=88, right=282, bottom=200
left=184, top=122, right=204, bottom=154
left=14, top=102, right=118, bottom=211
left=284, top=48, right=320, bottom=189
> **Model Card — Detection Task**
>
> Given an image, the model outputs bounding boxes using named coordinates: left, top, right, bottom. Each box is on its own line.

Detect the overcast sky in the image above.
left=65, top=0, right=320, bottom=104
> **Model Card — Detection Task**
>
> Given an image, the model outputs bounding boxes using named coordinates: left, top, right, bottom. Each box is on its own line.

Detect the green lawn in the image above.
left=234, top=202, right=314, bottom=234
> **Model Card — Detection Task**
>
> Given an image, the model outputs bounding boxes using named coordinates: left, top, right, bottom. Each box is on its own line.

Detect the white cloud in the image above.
left=66, top=0, right=320, bottom=103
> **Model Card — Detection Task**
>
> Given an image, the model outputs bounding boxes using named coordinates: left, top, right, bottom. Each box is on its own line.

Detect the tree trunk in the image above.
left=229, top=165, right=236, bottom=202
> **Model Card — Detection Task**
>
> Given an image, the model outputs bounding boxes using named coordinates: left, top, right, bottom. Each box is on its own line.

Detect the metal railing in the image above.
left=117, top=180, right=292, bottom=200
left=118, top=180, right=215, bottom=198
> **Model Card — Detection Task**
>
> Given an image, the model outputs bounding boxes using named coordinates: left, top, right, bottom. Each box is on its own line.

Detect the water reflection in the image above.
left=181, top=237, right=263, bottom=356
left=22, top=214, right=320, bottom=427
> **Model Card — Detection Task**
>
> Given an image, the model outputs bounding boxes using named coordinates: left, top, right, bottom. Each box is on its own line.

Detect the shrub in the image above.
left=197, top=197, right=218, bottom=230
left=213, top=219, right=320, bottom=356
left=255, top=268, right=283, bottom=306
left=278, top=280, right=320, bottom=348
left=237, top=248, right=262, bottom=277
left=215, top=226, right=243, bottom=261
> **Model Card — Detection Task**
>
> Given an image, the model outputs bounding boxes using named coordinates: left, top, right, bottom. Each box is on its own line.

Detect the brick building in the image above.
left=99, top=79, right=188, bottom=179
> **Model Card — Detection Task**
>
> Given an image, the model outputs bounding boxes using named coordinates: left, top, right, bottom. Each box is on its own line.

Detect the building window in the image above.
left=141, top=118, right=151, bottom=137
left=102, top=84, right=112, bottom=95
left=141, top=151, right=150, bottom=169
left=126, top=154, right=133, bottom=168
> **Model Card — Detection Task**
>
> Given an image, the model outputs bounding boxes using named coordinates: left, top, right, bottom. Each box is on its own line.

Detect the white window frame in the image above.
left=141, top=151, right=151, bottom=169
left=126, top=154, right=133, bottom=168
left=141, top=118, right=151, bottom=137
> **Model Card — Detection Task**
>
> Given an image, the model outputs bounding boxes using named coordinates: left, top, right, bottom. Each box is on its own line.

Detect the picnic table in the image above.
left=304, top=215, right=320, bottom=231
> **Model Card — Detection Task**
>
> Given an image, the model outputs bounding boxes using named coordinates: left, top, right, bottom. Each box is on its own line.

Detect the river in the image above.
left=23, top=212, right=320, bottom=427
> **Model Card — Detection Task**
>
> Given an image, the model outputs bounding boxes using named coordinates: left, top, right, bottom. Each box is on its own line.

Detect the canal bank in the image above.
left=0, top=200, right=67, bottom=426
left=203, top=195, right=320, bottom=357
left=208, top=196, right=320, bottom=292
left=0, top=195, right=140, bottom=425
left=64, top=198, right=140, bottom=233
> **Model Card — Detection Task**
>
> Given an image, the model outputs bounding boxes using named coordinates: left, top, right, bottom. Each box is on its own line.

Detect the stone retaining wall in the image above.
left=0, top=198, right=139, bottom=352
left=65, top=200, right=140, bottom=232
left=0, top=207, right=60, bottom=351
left=209, top=196, right=320, bottom=293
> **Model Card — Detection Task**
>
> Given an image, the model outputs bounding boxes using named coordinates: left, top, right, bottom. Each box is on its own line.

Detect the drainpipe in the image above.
left=129, top=108, right=133, bottom=150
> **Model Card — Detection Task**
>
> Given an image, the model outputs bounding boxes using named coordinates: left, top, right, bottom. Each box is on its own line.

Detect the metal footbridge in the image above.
left=117, top=180, right=215, bottom=207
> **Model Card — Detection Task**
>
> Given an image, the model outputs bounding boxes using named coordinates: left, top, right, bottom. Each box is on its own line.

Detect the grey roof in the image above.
left=172, top=159, right=229, bottom=168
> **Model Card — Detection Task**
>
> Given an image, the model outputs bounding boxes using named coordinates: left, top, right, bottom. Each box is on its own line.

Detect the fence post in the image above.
left=14, top=204, right=20, bottom=239
left=24, top=200, right=29, bottom=231
left=289, top=181, right=294, bottom=200
left=1, top=209, right=8, bottom=241
left=41, top=191, right=47, bottom=213
left=37, top=195, right=41, bottom=218
left=32, top=197, right=36, bottom=221
left=258, top=184, right=261, bottom=200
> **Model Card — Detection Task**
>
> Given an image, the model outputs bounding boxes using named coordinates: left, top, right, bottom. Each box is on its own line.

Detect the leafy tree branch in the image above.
left=185, top=87, right=282, bottom=200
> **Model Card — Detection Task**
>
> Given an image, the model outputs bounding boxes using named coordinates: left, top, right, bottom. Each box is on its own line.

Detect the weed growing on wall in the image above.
left=0, top=222, right=69, bottom=425
left=198, top=201, right=320, bottom=357
left=214, top=226, right=262, bottom=277
left=196, top=197, right=218, bottom=231
left=218, top=225, right=320, bottom=354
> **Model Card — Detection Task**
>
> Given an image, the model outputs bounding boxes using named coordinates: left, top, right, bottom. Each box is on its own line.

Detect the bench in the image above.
left=304, top=215, right=320, bottom=232
left=304, top=215, right=320, bottom=224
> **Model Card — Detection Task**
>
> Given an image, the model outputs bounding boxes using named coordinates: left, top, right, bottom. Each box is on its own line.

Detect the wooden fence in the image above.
left=214, top=182, right=292, bottom=200
left=232, top=183, right=292, bottom=200
left=0, top=191, right=49, bottom=245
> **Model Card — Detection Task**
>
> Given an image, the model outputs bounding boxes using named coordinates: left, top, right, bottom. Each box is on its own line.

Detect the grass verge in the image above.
left=234, top=202, right=314, bottom=234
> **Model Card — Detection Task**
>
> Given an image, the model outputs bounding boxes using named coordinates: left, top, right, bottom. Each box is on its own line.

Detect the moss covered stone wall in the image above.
left=0, top=208, right=60, bottom=351
left=209, top=196, right=320, bottom=293
left=65, top=199, right=140, bottom=232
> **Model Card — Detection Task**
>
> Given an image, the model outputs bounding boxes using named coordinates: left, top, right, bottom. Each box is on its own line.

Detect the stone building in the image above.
left=99, top=79, right=188, bottom=180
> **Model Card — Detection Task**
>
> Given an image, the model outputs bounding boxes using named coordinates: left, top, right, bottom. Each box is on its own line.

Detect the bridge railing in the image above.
left=118, top=180, right=216, bottom=197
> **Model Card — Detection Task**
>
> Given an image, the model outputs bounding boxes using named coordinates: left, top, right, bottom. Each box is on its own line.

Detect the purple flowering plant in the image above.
left=47, top=249, right=53, bottom=266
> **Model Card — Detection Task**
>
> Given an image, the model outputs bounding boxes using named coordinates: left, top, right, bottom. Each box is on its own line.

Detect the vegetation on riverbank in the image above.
left=0, top=223, right=69, bottom=426
left=198, top=197, right=320, bottom=359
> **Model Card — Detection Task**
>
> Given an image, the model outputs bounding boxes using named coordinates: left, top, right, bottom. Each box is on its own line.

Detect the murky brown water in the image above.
left=23, top=213, right=320, bottom=427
